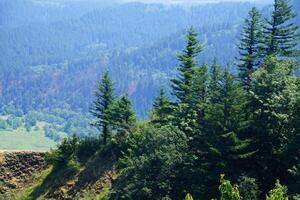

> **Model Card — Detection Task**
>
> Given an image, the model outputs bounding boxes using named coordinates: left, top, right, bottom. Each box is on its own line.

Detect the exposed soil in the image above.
left=0, top=151, right=47, bottom=194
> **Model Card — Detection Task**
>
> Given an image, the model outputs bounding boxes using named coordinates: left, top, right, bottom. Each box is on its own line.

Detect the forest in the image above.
left=0, top=0, right=263, bottom=146
left=1, top=0, right=298, bottom=147
left=36, top=0, right=300, bottom=199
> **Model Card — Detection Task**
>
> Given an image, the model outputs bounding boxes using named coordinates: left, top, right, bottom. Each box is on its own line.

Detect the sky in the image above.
left=120, top=0, right=273, bottom=4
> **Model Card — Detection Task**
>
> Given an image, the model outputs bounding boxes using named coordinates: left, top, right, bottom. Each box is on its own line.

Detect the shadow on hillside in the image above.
left=67, top=148, right=117, bottom=197
left=27, top=164, right=79, bottom=200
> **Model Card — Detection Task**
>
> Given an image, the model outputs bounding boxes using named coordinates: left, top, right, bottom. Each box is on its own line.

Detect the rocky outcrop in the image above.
left=0, top=151, right=46, bottom=194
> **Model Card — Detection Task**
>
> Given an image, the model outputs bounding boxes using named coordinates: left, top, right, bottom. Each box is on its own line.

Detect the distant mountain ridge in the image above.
left=0, top=0, right=298, bottom=119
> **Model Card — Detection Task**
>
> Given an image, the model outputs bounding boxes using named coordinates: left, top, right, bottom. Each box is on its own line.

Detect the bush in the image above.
left=219, top=174, right=241, bottom=200
left=266, top=180, right=288, bottom=200
left=46, top=135, right=80, bottom=168
left=112, top=125, right=188, bottom=200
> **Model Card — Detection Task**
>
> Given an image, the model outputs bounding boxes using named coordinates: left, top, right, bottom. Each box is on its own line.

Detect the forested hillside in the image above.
left=0, top=1, right=299, bottom=145
left=0, top=0, right=262, bottom=146
left=1, top=0, right=299, bottom=199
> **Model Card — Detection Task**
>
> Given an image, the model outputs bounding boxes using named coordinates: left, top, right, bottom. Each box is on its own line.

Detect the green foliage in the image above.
left=46, top=135, right=80, bottom=168
left=109, top=95, right=136, bottom=133
left=112, top=125, right=188, bottom=200
left=263, top=0, right=299, bottom=57
left=238, top=7, right=263, bottom=91
left=185, top=193, right=194, bottom=200
left=238, top=176, right=260, bottom=200
left=171, top=27, right=204, bottom=134
left=219, top=174, right=241, bottom=200
left=150, top=87, right=173, bottom=126
left=250, top=56, right=299, bottom=189
left=171, top=27, right=203, bottom=104
left=266, top=180, right=289, bottom=200
left=91, top=71, right=115, bottom=145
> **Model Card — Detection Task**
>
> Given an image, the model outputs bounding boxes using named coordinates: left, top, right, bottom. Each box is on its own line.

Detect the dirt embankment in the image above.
left=0, top=151, right=47, bottom=194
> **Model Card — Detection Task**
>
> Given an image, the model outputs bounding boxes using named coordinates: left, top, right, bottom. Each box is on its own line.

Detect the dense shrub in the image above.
left=266, top=180, right=288, bottom=200
left=111, top=125, right=188, bottom=200
left=219, top=174, right=241, bottom=200
left=46, top=135, right=80, bottom=168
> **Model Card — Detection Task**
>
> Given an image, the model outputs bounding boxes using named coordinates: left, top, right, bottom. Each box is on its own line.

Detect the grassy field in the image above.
left=0, top=128, right=56, bottom=152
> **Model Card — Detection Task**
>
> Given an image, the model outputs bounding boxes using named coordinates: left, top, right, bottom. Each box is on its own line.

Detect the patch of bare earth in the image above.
left=0, top=151, right=47, bottom=194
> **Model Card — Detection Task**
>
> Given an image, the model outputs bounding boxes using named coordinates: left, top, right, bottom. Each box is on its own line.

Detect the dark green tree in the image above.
left=112, top=125, right=188, bottom=200
left=171, top=27, right=203, bottom=104
left=110, top=95, right=136, bottom=133
left=262, top=0, right=299, bottom=57
left=238, top=7, right=263, bottom=91
left=171, top=27, right=204, bottom=134
left=192, top=64, right=209, bottom=123
left=201, top=68, right=253, bottom=198
left=90, top=71, right=115, bottom=145
left=284, top=78, right=300, bottom=195
left=250, top=56, right=298, bottom=192
left=150, top=87, right=173, bottom=126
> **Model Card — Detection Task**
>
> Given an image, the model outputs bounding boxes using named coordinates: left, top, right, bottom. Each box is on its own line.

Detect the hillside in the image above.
left=0, top=0, right=299, bottom=199
left=0, top=1, right=254, bottom=119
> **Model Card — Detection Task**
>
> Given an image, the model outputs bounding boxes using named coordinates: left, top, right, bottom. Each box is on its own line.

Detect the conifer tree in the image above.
left=195, top=66, right=252, bottom=198
left=238, top=7, right=263, bottom=91
left=208, top=59, right=222, bottom=104
left=263, top=0, right=299, bottom=57
left=284, top=81, right=300, bottom=194
left=110, top=95, right=136, bottom=133
left=91, top=71, right=115, bottom=145
left=250, top=56, right=298, bottom=192
left=150, top=87, right=173, bottom=126
left=171, top=27, right=203, bottom=134
left=192, top=64, right=209, bottom=122
left=171, top=27, right=203, bottom=104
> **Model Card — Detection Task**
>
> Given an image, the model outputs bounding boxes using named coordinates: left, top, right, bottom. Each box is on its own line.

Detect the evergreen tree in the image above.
left=284, top=78, right=300, bottom=194
left=208, top=59, right=222, bottom=105
left=192, top=66, right=253, bottom=198
left=171, top=27, right=203, bottom=134
left=90, top=71, right=115, bottom=145
left=192, top=64, right=209, bottom=123
left=263, top=0, right=299, bottom=57
left=212, top=69, right=251, bottom=164
left=150, top=87, right=173, bottom=126
left=110, top=95, right=136, bottom=133
left=171, top=27, right=203, bottom=104
left=250, top=56, right=298, bottom=192
left=238, top=7, right=263, bottom=91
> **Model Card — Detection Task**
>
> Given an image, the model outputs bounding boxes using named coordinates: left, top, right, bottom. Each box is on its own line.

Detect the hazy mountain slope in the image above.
left=2, top=0, right=298, bottom=121
left=0, top=2, right=252, bottom=68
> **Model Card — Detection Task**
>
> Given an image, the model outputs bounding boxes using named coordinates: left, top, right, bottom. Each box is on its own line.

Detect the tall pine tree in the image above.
left=91, top=71, right=115, bottom=145
left=171, top=27, right=203, bottom=104
left=171, top=27, right=204, bottom=134
left=201, top=68, right=253, bottom=198
left=263, top=0, right=299, bottom=57
left=238, top=7, right=263, bottom=91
